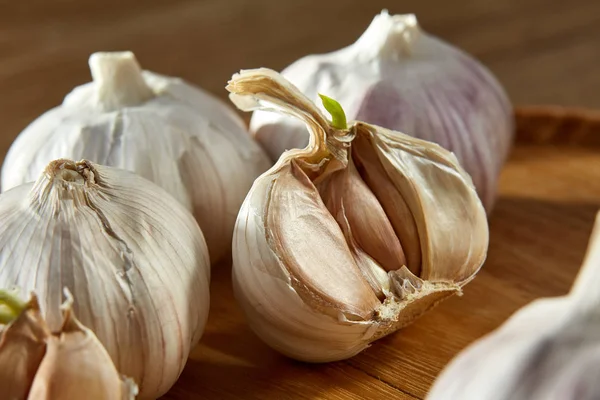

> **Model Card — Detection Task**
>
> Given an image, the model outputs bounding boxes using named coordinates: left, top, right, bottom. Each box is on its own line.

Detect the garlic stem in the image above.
left=0, top=290, right=26, bottom=323
left=228, top=69, right=341, bottom=165
left=89, top=51, right=155, bottom=111
left=353, top=11, right=421, bottom=60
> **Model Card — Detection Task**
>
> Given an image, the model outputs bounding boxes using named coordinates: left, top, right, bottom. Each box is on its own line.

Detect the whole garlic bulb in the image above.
left=250, top=10, right=513, bottom=211
left=227, top=68, right=488, bottom=362
left=1, top=51, right=271, bottom=262
left=427, top=212, right=600, bottom=400
left=0, top=159, right=210, bottom=399
left=0, top=290, right=138, bottom=399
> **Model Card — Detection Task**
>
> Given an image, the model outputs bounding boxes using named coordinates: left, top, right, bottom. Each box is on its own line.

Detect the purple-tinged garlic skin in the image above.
left=250, top=11, right=513, bottom=212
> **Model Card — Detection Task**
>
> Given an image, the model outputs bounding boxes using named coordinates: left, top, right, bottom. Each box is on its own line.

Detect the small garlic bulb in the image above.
left=227, top=68, right=488, bottom=362
left=0, top=159, right=210, bottom=399
left=427, top=212, right=600, bottom=400
left=1, top=51, right=271, bottom=262
left=250, top=10, right=513, bottom=211
left=0, top=290, right=138, bottom=400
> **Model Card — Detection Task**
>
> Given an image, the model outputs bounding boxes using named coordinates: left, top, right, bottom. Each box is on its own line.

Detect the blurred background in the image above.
left=1, top=0, right=599, bottom=167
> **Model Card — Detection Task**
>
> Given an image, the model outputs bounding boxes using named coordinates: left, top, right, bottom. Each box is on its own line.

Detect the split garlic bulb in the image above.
left=427, top=213, right=600, bottom=400
left=1, top=51, right=270, bottom=262
left=0, top=159, right=210, bottom=399
left=0, top=291, right=138, bottom=399
left=227, top=68, right=488, bottom=362
left=250, top=11, right=513, bottom=211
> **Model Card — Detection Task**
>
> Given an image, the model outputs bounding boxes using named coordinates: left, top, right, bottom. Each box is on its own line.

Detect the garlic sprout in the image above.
left=250, top=11, right=513, bottom=212
left=427, top=212, right=600, bottom=400
left=0, top=159, right=210, bottom=399
left=1, top=51, right=271, bottom=262
left=0, top=290, right=138, bottom=400
left=227, top=68, right=488, bottom=362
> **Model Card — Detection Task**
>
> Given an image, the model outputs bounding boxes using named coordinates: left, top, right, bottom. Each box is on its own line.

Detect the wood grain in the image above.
left=1, top=1, right=600, bottom=399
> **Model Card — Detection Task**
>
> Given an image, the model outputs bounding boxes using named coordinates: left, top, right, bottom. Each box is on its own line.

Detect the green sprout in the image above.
left=0, top=290, right=26, bottom=325
left=319, top=94, right=348, bottom=130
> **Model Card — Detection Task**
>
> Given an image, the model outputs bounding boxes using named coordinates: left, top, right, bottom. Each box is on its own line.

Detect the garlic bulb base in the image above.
left=372, top=284, right=459, bottom=341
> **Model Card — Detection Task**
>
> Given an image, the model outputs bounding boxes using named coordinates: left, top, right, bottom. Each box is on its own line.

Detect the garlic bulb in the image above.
left=227, top=68, right=488, bottom=362
left=0, top=290, right=138, bottom=400
left=1, top=51, right=271, bottom=262
left=250, top=10, right=513, bottom=211
left=0, top=159, right=210, bottom=399
left=427, top=212, right=600, bottom=400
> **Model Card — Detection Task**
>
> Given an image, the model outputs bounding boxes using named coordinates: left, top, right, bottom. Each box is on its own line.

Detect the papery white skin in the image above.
left=250, top=11, right=513, bottom=211
left=1, top=51, right=271, bottom=262
left=0, top=159, right=210, bottom=399
left=427, top=212, right=600, bottom=400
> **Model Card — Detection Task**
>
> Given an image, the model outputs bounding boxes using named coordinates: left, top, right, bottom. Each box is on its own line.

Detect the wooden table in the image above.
left=1, top=1, right=600, bottom=399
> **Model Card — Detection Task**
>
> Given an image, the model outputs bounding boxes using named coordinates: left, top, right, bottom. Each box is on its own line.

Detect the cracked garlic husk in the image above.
left=1, top=51, right=271, bottom=262
left=0, top=290, right=138, bottom=399
left=0, top=159, right=210, bottom=399
left=427, top=212, right=600, bottom=400
left=250, top=10, right=513, bottom=212
left=227, top=68, right=488, bottom=362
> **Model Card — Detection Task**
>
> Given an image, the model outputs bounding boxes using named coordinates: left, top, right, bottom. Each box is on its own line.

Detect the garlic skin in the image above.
left=250, top=11, right=513, bottom=211
left=0, top=291, right=138, bottom=400
left=0, top=159, right=210, bottom=399
left=427, top=213, right=600, bottom=400
left=228, top=68, right=488, bottom=362
left=1, top=51, right=271, bottom=262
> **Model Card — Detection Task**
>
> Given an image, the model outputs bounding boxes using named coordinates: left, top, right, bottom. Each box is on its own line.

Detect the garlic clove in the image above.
left=318, top=157, right=407, bottom=273
left=228, top=68, right=488, bottom=362
left=268, top=160, right=381, bottom=319
left=367, top=125, right=488, bottom=283
left=0, top=293, right=49, bottom=400
left=344, top=236, right=391, bottom=300
left=351, top=133, right=421, bottom=275
left=28, top=295, right=138, bottom=400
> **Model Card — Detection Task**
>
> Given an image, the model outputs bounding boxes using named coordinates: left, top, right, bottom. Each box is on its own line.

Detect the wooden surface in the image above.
left=2, top=1, right=600, bottom=399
